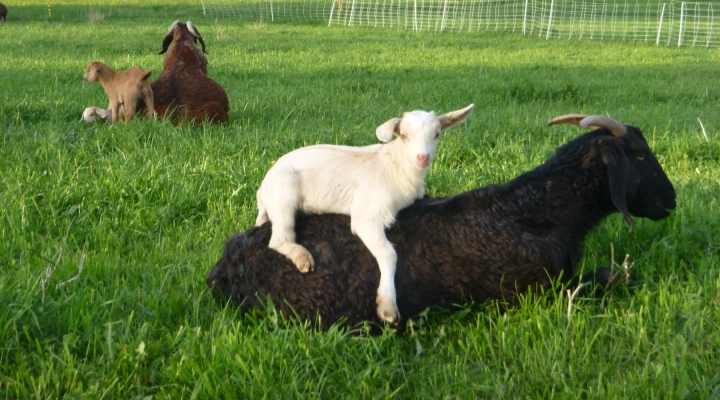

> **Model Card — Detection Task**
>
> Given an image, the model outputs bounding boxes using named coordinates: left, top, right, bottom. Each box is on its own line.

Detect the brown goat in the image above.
left=83, top=61, right=155, bottom=124
left=136, top=20, right=229, bottom=125
left=0, top=3, right=7, bottom=22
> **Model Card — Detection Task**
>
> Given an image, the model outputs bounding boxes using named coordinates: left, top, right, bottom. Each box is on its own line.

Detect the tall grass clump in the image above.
left=0, top=0, right=718, bottom=398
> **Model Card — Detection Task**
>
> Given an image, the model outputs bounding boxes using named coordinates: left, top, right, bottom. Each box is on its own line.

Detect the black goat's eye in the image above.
left=637, top=155, right=645, bottom=161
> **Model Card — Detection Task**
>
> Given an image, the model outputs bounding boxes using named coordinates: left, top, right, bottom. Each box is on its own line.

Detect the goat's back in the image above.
left=139, top=62, right=228, bottom=124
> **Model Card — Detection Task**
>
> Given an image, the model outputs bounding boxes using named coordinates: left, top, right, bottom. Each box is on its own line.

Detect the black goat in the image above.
left=206, top=115, right=676, bottom=329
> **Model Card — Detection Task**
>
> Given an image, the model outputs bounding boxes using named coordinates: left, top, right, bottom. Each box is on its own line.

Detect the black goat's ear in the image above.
left=600, top=144, right=635, bottom=228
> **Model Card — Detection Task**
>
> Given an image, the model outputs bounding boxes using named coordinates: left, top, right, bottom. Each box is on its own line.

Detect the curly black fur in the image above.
left=206, top=125, right=676, bottom=330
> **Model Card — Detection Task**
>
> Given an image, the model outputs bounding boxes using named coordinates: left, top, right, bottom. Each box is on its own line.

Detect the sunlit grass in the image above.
left=0, top=2, right=719, bottom=398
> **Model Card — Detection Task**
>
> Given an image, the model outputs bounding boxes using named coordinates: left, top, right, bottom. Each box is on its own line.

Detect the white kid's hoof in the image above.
left=288, top=245, right=314, bottom=273
left=376, top=299, right=401, bottom=325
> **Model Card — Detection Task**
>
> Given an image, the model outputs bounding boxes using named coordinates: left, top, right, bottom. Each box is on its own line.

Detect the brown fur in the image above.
left=83, top=61, right=155, bottom=124
left=135, top=21, right=229, bottom=125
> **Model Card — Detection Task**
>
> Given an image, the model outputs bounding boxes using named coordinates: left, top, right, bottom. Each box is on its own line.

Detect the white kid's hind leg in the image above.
left=260, top=168, right=314, bottom=273
left=255, top=197, right=269, bottom=226
left=352, top=220, right=400, bottom=324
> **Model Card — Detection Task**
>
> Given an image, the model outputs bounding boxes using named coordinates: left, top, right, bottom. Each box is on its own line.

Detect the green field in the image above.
left=1, top=0, right=719, bottom=398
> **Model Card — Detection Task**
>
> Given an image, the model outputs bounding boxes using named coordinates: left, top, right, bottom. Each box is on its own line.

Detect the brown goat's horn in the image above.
left=547, top=114, right=627, bottom=137
left=165, top=20, right=181, bottom=37
left=187, top=21, right=208, bottom=54
left=159, top=20, right=182, bottom=55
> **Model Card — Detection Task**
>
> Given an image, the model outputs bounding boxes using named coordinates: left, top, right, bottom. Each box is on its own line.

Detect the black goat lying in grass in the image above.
left=206, top=115, right=676, bottom=329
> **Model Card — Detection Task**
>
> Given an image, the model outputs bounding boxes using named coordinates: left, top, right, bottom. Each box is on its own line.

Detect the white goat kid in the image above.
left=80, top=107, right=112, bottom=124
left=255, top=104, right=474, bottom=323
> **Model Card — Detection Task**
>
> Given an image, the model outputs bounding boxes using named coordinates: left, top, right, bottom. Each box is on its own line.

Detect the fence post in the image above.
left=328, top=0, right=336, bottom=26
left=200, top=0, right=206, bottom=16
left=523, top=0, right=529, bottom=35
left=546, top=0, right=554, bottom=39
left=707, top=4, right=713, bottom=47
left=349, top=0, right=357, bottom=26
left=656, top=3, right=665, bottom=45
left=678, top=2, right=686, bottom=46
left=441, top=0, right=449, bottom=31
left=413, top=0, right=418, bottom=30
left=270, top=0, right=274, bottom=21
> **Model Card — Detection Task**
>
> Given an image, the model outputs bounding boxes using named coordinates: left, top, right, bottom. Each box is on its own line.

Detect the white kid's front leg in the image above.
left=352, top=220, right=400, bottom=324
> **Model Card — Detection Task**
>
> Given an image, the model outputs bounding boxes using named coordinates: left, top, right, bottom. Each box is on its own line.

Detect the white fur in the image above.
left=80, top=107, right=111, bottom=124
left=255, top=104, right=474, bottom=324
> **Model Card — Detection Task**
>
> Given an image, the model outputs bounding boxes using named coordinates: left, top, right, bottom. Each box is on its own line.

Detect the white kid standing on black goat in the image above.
left=254, top=104, right=474, bottom=324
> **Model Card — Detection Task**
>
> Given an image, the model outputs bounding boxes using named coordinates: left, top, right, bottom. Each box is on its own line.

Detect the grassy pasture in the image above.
left=1, top=0, right=719, bottom=398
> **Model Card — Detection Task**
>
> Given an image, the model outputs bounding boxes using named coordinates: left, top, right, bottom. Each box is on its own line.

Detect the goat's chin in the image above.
left=415, top=161, right=429, bottom=169
left=643, top=207, right=672, bottom=221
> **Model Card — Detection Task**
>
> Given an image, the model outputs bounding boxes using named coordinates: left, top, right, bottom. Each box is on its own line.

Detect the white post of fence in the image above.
left=349, top=0, right=357, bottom=26
left=441, top=0, right=449, bottom=31
left=523, top=0, right=529, bottom=35
left=270, top=0, right=274, bottom=21
left=200, top=0, right=206, bottom=16
left=546, top=0, right=554, bottom=39
left=708, top=4, right=714, bottom=47
left=328, top=0, right=336, bottom=26
left=413, top=0, right=418, bottom=30
left=656, top=3, right=665, bottom=45
left=678, top=2, right=685, bottom=46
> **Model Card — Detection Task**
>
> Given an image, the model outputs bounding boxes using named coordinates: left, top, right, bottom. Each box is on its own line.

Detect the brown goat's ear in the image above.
left=197, top=36, right=208, bottom=54
left=190, top=27, right=208, bottom=54
left=600, top=144, right=635, bottom=228
left=159, top=34, right=174, bottom=55
left=187, top=21, right=208, bottom=54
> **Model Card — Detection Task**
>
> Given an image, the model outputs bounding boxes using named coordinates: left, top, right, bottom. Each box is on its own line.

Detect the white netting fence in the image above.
left=200, top=0, right=720, bottom=47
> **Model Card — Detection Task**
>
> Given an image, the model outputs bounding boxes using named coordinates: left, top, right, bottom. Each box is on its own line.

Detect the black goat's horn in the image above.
left=547, top=114, right=588, bottom=128
left=579, top=116, right=627, bottom=137
left=547, top=114, right=627, bottom=137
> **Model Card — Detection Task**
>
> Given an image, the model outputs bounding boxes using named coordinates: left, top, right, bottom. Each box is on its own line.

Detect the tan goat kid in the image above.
left=83, top=61, right=155, bottom=124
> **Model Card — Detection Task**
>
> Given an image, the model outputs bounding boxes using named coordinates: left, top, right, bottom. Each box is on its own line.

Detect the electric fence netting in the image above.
left=199, top=0, right=720, bottom=47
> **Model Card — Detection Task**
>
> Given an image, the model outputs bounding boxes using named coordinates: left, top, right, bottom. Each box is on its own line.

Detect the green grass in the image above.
left=1, top=1, right=719, bottom=398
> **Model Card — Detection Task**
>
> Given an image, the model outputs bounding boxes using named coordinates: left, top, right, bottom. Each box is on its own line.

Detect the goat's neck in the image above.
left=507, top=150, right=614, bottom=235
left=95, top=64, right=116, bottom=84
left=543, top=156, right=615, bottom=233
left=380, top=141, right=429, bottom=197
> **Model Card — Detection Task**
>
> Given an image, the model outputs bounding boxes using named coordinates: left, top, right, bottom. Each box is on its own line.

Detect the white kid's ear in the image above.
left=376, top=117, right=401, bottom=142
left=437, top=103, right=474, bottom=131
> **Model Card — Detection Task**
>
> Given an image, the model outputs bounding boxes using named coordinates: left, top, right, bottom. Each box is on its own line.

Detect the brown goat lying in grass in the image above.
left=83, top=61, right=155, bottom=124
left=136, top=20, right=229, bottom=125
